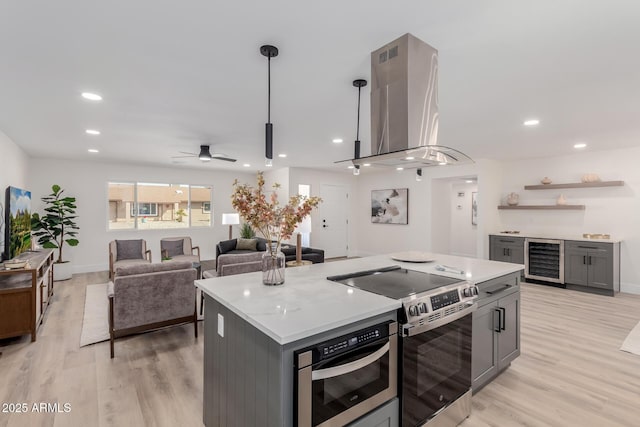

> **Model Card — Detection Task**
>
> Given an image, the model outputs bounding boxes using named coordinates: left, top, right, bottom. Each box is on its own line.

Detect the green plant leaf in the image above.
left=52, top=184, right=61, bottom=193
left=42, top=242, right=59, bottom=249
left=65, top=239, right=79, bottom=246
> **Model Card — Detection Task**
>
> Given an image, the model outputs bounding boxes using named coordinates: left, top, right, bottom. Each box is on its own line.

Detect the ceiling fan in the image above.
left=172, top=145, right=237, bottom=163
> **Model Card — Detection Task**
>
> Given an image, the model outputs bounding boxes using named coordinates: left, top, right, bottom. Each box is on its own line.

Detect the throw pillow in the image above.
left=116, top=239, right=143, bottom=261
left=163, top=239, right=184, bottom=257
left=235, top=238, right=258, bottom=251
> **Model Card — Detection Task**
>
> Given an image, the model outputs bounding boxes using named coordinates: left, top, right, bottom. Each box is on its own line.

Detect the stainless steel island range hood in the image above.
left=340, top=33, right=473, bottom=170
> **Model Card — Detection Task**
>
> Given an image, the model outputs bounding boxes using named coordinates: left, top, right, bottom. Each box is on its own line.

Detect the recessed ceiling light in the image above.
left=465, top=180, right=474, bottom=183
left=81, top=92, right=102, bottom=101
left=363, top=163, right=371, bottom=167
left=396, top=167, right=404, bottom=171
left=88, top=149, right=99, bottom=153
left=332, top=138, right=343, bottom=144
left=405, top=156, right=415, bottom=160
left=439, top=162, right=447, bottom=166
left=523, top=119, right=540, bottom=126
left=243, top=163, right=251, bottom=167
left=278, top=153, right=287, bottom=158
left=85, top=129, right=100, bottom=135
left=574, top=143, right=587, bottom=149
left=347, top=165, right=355, bottom=169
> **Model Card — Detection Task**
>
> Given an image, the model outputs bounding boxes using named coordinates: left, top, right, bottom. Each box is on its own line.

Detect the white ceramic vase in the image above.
left=556, top=194, right=567, bottom=205
left=54, top=261, right=73, bottom=281
left=506, top=192, right=519, bottom=206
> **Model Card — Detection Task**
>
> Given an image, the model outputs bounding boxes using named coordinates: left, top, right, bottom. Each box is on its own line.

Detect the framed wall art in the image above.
left=371, top=188, right=408, bottom=224
left=471, top=192, right=478, bottom=225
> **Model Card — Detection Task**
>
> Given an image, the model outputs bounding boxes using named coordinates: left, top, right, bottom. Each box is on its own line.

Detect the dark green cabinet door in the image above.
left=497, top=292, right=520, bottom=368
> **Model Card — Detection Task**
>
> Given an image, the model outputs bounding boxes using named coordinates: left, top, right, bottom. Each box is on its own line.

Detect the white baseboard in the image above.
left=72, top=263, right=108, bottom=274
left=621, top=282, right=640, bottom=295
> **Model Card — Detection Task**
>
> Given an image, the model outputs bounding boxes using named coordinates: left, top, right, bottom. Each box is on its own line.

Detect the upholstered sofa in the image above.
left=107, top=260, right=198, bottom=358
left=216, top=237, right=324, bottom=264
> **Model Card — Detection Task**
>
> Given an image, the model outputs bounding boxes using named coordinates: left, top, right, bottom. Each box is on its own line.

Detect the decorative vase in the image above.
left=556, top=194, right=567, bottom=205
left=541, top=177, right=552, bottom=185
left=506, top=192, right=519, bottom=206
left=581, top=173, right=601, bottom=183
left=262, top=243, right=286, bottom=286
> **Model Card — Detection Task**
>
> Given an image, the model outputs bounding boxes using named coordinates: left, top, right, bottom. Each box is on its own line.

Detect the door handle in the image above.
left=311, top=342, right=390, bottom=380
left=583, top=255, right=586, bottom=265
left=494, top=308, right=501, bottom=333
left=507, top=248, right=511, bottom=257
left=588, top=256, right=592, bottom=265
left=499, top=307, right=506, bottom=331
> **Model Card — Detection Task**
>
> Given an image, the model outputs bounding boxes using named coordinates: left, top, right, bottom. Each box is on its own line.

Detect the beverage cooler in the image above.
left=525, top=238, right=564, bottom=284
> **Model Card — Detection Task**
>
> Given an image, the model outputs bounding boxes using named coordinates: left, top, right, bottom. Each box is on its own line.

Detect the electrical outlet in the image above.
left=217, top=313, right=224, bottom=337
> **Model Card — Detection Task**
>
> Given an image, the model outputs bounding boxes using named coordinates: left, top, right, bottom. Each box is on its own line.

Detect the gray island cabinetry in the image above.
left=471, top=272, right=521, bottom=391
left=196, top=258, right=400, bottom=427
left=196, top=254, right=524, bottom=427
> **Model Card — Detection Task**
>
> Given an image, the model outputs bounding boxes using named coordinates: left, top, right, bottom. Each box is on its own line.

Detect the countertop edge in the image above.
left=195, top=279, right=401, bottom=345
left=490, top=233, right=622, bottom=243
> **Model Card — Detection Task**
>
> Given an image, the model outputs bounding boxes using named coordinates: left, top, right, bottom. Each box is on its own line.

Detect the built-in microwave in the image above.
left=294, top=321, right=397, bottom=427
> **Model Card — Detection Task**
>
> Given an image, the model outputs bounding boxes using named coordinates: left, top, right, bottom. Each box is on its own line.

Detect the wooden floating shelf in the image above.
left=524, top=181, right=624, bottom=190
left=498, top=205, right=586, bottom=210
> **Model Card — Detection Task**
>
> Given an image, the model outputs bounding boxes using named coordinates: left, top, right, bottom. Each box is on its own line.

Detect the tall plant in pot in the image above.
left=31, top=185, right=79, bottom=281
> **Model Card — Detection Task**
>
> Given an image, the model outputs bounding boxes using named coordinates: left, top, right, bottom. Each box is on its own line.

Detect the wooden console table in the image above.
left=0, top=249, right=55, bottom=342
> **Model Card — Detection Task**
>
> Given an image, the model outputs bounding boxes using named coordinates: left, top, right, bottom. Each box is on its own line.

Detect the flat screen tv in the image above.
left=4, top=186, right=32, bottom=260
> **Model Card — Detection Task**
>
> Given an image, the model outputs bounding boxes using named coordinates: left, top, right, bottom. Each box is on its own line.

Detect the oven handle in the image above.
left=311, top=342, right=390, bottom=381
left=403, top=302, right=477, bottom=337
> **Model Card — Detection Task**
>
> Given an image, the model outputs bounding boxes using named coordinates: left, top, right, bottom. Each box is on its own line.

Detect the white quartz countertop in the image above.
left=490, top=232, right=622, bottom=243
left=195, top=254, right=523, bottom=345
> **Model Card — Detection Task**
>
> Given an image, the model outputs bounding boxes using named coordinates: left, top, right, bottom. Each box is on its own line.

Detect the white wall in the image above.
left=288, top=167, right=356, bottom=253
left=498, top=146, right=640, bottom=294
left=28, top=158, right=253, bottom=273
left=450, top=182, right=478, bottom=257
left=353, top=160, right=501, bottom=259
left=0, top=130, right=29, bottom=260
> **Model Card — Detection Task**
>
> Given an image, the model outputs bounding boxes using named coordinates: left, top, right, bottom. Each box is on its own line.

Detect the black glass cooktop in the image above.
left=327, top=265, right=464, bottom=300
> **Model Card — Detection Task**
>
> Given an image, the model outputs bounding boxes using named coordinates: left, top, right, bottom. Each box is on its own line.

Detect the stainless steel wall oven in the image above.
left=294, top=321, right=397, bottom=427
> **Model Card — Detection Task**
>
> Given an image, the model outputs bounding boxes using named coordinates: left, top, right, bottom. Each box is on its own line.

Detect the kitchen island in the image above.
left=195, top=254, right=523, bottom=427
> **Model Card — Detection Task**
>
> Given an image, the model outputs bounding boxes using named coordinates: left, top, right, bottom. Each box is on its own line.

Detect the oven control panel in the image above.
left=295, top=321, right=395, bottom=364
left=403, top=284, right=478, bottom=322
left=431, top=289, right=461, bottom=310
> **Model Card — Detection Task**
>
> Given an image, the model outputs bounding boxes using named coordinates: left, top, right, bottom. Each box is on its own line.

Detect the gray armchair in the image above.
left=108, top=239, right=152, bottom=279
left=108, top=260, right=198, bottom=358
left=160, top=236, right=200, bottom=264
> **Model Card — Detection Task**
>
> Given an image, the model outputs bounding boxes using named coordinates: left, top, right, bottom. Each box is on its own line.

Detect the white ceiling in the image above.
left=1, top=1, right=639, bottom=173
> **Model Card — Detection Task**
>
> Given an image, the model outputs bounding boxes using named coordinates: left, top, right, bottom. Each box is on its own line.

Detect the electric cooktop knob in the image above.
left=419, top=302, right=428, bottom=313
left=473, top=286, right=479, bottom=295
left=408, top=305, right=419, bottom=317
left=463, top=288, right=471, bottom=297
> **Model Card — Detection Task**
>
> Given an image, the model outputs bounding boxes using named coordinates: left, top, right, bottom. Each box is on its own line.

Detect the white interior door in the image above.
left=316, top=184, right=349, bottom=259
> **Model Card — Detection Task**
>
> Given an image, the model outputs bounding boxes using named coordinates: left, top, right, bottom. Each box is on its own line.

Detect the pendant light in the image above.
left=352, top=79, right=367, bottom=175
left=260, top=45, right=279, bottom=167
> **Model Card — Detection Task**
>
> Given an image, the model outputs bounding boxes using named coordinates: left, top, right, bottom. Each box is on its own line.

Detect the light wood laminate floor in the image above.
left=1, top=273, right=639, bottom=427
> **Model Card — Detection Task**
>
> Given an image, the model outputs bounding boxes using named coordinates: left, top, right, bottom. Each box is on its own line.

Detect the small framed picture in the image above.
left=371, top=188, right=408, bottom=224
left=471, top=192, right=478, bottom=225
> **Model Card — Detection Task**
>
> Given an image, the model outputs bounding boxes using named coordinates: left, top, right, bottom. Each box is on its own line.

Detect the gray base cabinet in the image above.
left=489, top=236, right=525, bottom=265
left=472, top=277, right=520, bottom=392
left=203, top=295, right=397, bottom=427
left=564, top=240, right=620, bottom=295
left=347, top=398, right=398, bottom=427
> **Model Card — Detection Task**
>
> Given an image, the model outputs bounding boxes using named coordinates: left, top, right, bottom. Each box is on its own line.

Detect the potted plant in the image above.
left=239, top=223, right=256, bottom=239
left=31, top=185, right=79, bottom=281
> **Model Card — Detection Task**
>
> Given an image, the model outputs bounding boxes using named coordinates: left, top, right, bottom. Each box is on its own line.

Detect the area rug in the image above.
left=620, top=320, right=640, bottom=356
left=80, top=283, right=110, bottom=347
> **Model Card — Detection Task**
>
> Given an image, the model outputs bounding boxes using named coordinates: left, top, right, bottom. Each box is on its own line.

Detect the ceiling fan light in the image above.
left=198, top=145, right=212, bottom=161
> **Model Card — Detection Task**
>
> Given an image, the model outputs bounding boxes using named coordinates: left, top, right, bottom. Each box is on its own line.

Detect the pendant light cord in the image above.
left=267, top=56, right=271, bottom=124
left=356, top=85, right=362, bottom=141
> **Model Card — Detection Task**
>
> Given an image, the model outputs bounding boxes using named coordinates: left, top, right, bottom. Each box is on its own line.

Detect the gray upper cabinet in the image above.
left=489, top=236, right=525, bottom=265
left=564, top=241, right=619, bottom=295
